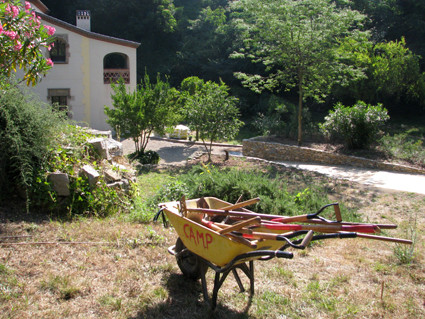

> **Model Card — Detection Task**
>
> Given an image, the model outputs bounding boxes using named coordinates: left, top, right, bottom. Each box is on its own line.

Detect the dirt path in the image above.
left=121, top=137, right=425, bottom=194
left=121, top=137, right=241, bottom=165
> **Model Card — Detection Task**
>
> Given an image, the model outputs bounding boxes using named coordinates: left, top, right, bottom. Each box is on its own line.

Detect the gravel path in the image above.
left=121, top=137, right=241, bottom=165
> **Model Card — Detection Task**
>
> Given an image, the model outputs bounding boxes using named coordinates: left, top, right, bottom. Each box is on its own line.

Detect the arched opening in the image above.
left=103, top=53, right=130, bottom=84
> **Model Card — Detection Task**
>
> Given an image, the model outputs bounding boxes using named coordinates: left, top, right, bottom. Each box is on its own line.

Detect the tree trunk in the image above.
left=297, top=81, right=303, bottom=146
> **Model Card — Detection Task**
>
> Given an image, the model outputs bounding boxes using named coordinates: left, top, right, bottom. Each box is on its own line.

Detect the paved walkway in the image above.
left=261, top=160, right=425, bottom=195
left=122, top=137, right=425, bottom=195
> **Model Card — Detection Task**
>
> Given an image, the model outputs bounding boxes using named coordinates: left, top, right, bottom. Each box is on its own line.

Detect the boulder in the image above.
left=81, top=165, right=100, bottom=187
left=88, top=138, right=110, bottom=160
left=105, top=138, right=123, bottom=157
left=47, top=172, right=70, bottom=196
left=104, top=168, right=121, bottom=182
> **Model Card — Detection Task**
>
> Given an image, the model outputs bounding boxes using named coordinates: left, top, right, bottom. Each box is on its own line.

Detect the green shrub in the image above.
left=178, top=164, right=333, bottom=217
left=0, top=84, right=65, bottom=204
left=252, top=96, right=315, bottom=139
left=126, top=178, right=189, bottom=223
left=128, top=150, right=160, bottom=164
left=320, top=101, right=389, bottom=149
left=379, top=129, right=425, bottom=167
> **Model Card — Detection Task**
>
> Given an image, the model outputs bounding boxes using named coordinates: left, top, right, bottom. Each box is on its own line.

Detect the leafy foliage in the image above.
left=128, top=150, right=160, bottom=165
left=230, top=0, right=370, bottom=144
left=379, top=129, right=425, bottom=168
left=180, top=76, right=244, bottom=161
left=178, top=164, right=334, bottom=217
left=0, top=0, right=55, bottom=85
left=105, top=74, right=181, bottom=154
left=0, top=83, right=65, bottom=205
left=320, top=101, right=389, bottom=149
left=32, top=125, right=133, bottom=217
left=252, top=95, right=315, bottom=138
left=334, top=37, right=425, bottom=111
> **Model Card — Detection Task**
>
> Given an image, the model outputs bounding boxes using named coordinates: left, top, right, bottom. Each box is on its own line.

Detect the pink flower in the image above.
left=0, top=25, right=3, bottom=36
left=4, top=30, right=17, bottom=40
left=12, top=5, right=19, bottom=18
left=25, top=2, right=31, bottom=11
left=46, top=58, right=54, bottom=67
left=45, top=25, right=56, bottom=36
left=14, top=41, right=22, bottom=51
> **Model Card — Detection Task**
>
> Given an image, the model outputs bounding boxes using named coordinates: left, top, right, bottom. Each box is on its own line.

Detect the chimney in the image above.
left=76, top=10, right=91, bottom=31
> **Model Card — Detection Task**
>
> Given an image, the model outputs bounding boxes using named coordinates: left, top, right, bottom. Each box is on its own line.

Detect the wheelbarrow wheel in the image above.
left=175, top=238, right=203, bottom=280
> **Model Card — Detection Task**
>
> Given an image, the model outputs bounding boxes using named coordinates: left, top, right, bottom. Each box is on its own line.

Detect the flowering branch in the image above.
left=0, top=0, right=55, bottom=86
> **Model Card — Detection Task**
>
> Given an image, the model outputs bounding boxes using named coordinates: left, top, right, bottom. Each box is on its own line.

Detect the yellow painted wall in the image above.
left=81, top=37, right=91, bottom=126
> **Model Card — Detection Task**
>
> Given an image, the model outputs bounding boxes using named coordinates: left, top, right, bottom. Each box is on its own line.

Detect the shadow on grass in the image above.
left=129, top=273, right=251, bottom=319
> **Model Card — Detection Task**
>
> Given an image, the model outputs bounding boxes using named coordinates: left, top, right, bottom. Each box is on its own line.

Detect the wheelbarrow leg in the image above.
left=199, top=260, right=209, bottom=303
left=211, top=269, right=232, bottom=309
left=232, top=268, right=245, bottom=292
left=236, top=261, right=255, bottom=296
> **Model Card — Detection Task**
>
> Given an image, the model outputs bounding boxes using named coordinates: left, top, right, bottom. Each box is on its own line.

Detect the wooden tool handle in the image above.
left=334, top=204, right=342, bottom=222
left=301, top=230, right=314, bottom=247
left=218, top=217, right=261, bottom=234
left=220, top=197, right=260, bottom=211
left=355, top=233, right=413, bottom=245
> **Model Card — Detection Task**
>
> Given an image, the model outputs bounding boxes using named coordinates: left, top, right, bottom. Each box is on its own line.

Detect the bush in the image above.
left=320, top=101, right=389, bottom=149
left=379, top=129, right=425, bottom=167
left=178, top=164, right=333, bottom=217
left=126, top=178, right=189, bottom=223
left=128, top=150, right=160, bottom=165
left=0, top=84, right=65, bottom=204
left=253, top=96, right=315, bottom=139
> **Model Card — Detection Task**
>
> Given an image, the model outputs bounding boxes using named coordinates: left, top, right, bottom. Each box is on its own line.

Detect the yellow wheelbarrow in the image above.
left=155, top=196, right=410, bottom=309
left=156, top=197, right=314, bottom=309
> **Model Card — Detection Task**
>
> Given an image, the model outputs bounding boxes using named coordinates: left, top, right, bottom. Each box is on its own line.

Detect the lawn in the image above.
left=0, top=158, right=424, bottom=319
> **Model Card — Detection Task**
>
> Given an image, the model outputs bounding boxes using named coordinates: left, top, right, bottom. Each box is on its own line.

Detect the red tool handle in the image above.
left=260, top=223, right=379, bottom=234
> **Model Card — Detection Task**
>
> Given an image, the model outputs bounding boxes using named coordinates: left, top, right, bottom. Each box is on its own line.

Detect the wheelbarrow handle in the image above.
left=271, top=203, right=340, bottom=223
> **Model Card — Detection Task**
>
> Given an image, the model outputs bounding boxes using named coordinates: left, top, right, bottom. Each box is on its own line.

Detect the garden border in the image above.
left=242, top=137, right=425, bottom=175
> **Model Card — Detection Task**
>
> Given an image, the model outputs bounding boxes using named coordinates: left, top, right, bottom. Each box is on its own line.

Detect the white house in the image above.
left=27, top=0, right=140, bottom=131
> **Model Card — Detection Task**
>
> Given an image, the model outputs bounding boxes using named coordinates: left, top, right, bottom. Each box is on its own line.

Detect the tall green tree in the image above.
left=230, top=0, right=369, bottom=145
left=181, top=76, right=243, bottom=161
left=105, top=74, right=180, bottom=154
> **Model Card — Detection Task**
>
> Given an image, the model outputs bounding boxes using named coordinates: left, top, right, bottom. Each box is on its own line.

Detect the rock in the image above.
left=105, top=138, right=123, bottom=157
left=104, top=168, right=121, bottom=182
left=107, top=181, right=124, bottom=189
left=88, top=137, right=123, bottom=160
left=82, top=127, right=112, bottom=139
left=88, top=138, right=110, bottom=160
left=80, top=165, right=100, bottom=187
left=47, top=172, right=70, bottom=196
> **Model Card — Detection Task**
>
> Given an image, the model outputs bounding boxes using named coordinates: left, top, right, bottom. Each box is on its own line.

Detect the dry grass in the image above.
left=1, top=161, right=424, bottom=318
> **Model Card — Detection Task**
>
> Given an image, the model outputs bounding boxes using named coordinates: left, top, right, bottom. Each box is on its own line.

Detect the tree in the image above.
left=0, top=0, right=55, bottom=86
left=181, top=77, right=243, bottom=161
left=334, top=37, right=425, bottom=111
left=230, top=0, right=369, bottom=145
left=105, top=74, right=180, bottom=154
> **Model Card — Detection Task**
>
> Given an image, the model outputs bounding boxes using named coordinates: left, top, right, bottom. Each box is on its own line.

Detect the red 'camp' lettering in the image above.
left=206, top=233, right=213, bottom=248
left=183, top=223, right=213, bottom=249
left=196, top=231, right=205, bottom=247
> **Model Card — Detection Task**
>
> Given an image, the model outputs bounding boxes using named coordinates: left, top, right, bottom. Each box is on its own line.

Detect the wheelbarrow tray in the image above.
left=160, top=197, right=285, bottom=267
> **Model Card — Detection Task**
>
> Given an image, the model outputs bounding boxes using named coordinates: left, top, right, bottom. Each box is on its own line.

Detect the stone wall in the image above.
left=243, top=137, right=425, bottom=175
